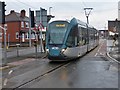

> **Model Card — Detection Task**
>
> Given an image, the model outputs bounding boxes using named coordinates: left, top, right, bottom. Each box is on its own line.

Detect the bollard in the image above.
left=34, top=40, right=37, bottom=59
left=6, top=46, right=8, bottom=50
left=16, top=44, right=20, bottom=57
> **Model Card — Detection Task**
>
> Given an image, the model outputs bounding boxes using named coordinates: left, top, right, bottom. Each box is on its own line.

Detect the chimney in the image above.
left=20, top=10, right=26, bottom=18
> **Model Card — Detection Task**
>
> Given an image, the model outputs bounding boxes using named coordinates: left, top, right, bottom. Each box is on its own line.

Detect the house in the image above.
left=0, top=27, right=2, bottom=45
left=1, top=9, right=54, bottom=47
left=108, top=20, right=120, bottom=34
left=2, top=10, right=35, bottom=46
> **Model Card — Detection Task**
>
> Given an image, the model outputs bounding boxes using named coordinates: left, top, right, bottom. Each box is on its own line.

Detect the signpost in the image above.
left=0, top=2, right=6, bottom=66
left=36, top=8, right=47, bottom=53
left=0, top=26, right=7, bottom=66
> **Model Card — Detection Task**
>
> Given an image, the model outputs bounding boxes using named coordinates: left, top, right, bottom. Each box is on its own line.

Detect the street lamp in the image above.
left=49, top=7, right=52, bottom=15
left=115, top=19, right=118, bottom=34
left=84, top=8, right=93, bottom=24
left=84, top=8, right=93, bottom=51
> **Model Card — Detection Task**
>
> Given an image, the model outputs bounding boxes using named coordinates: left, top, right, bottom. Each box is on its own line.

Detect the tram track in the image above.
left=13, top=60, right=71, bottom=89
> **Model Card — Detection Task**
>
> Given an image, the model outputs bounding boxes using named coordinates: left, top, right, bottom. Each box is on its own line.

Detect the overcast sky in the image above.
left=1, top=0, right=120, bottom=30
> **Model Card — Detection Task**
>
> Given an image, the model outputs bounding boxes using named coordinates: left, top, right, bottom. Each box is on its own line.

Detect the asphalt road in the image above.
left=2, top=39, right=118, bottom=88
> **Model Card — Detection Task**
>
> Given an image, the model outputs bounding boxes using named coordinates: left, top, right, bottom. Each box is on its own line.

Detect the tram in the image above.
left=46, top=18, right=99, bottom=61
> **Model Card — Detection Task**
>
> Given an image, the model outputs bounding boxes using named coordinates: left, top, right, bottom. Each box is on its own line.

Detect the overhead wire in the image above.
left=80, top=0, right=98, bottom=27
left=81, top=0, right=87, bottom=8
left=15, top=0, right=37, bottom=9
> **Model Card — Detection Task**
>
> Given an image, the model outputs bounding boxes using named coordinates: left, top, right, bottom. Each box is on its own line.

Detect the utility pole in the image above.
left=104, top=24, right=107, bottom=39
left=49, top=7, right=52, bottom=15
left=115, top=19, right=118, bottom=34
left=0, top=2, right=7, bottom=66
left=84, top=8, right=93, bottom=51
left=0, top=26, right=7, bottom=66
left=84, top=8, right=93, bottom=24
left=40, top=7, right=44, bottom=53
left=8, top=34, right=10, bottom=47
left=3, top=25, right=7, bottom=66
left=29, top=8, right=32, bottom=47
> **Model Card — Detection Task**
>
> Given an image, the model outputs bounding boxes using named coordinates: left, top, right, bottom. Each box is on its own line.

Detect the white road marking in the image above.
left=95, top=41, right=104, bottom=57
left=95, top=53, right=98, bottom=57
left=8, top=70, right=13, bottom=75
left=3, top=70, right=14, bottom=86
left=3, top=78, right=8, bottom=86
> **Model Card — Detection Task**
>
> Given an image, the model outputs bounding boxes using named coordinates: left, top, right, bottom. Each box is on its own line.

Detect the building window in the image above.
left=22, top=33, right=25, bottom=42
left=25, top=22, right=29, bottom=28
left=31, top=33, right=35, bottom=39
left=4, top=24, right=7, bottom=30
left=21, top=21, right=24, bottom=28
left=16, top=32, right=19, bottom=39
left=25, top=33, right=29, bottom=39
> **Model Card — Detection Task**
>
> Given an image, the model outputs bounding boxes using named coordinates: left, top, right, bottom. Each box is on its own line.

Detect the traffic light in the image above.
left=0, top=2, right=6, bottom=24
left=30, top=11, right=35, bottom=27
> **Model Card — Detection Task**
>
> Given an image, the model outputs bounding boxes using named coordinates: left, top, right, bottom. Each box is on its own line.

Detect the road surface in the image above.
left=2, top=39, right=118, bottom=88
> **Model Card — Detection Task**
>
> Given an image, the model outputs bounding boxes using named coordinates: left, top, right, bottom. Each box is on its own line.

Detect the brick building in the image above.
left=108, top=20, right=120, bottom=34
left=1, top=9, right=54, bottom=47
left=2, top=10, right=35, bottom=46
left=118, top=1, right=120, bottom=20
left=0, top=30, right=1, bottom=48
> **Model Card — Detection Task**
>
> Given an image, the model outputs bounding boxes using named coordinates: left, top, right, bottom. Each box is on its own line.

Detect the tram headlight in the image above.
left=61, top=49, right=65, bottom=52
left=46, top=49, right=49, bottom=52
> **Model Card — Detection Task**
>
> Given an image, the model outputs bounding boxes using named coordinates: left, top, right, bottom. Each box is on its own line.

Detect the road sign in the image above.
left=36, top=8, right=47, bottom=27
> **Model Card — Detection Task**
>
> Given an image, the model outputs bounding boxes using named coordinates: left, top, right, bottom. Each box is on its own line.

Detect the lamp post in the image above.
left=115, top=19, right=118, bottom=34
left=40, top=7, right=44, bottom=53
left=29, top=8, right=32, bottom=47
left=84, top=8, right=93, bottom=51
left=84, top=8, right=93, bottom=24
left=49, top=7, right=52, bottom=15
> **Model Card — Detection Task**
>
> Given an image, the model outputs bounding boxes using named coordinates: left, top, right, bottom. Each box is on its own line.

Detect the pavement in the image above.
left=106, top=39, right=120, bottom=63
left=0, top=52, right=46, bottom=69
left=0, top=46, right=47, bottom=70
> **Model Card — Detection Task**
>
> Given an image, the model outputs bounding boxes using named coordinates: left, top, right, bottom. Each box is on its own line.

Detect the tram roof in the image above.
left=49, top=18, right=71, bottom=23
left=76, top=19, right=94, bottom=29
left=76, top=19, right=87, bottom=27
left=49, top=18, right=96, bottom=30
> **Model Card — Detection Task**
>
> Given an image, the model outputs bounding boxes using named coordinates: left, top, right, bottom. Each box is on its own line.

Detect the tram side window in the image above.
left=66, top=25, right=78, bottom=47
left=66, top=35, right=74, bottom=47
left=78, top=26, right=82, bottom=46
left=80, top=27, right=87, bottom=46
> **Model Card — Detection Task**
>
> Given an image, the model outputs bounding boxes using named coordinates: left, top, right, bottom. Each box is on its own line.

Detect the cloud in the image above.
left=90, top=6, right=117, bottom=29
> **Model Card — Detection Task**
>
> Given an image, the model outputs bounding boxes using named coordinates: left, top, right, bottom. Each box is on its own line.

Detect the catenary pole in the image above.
left=29, top=8, right=32, bottom=47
